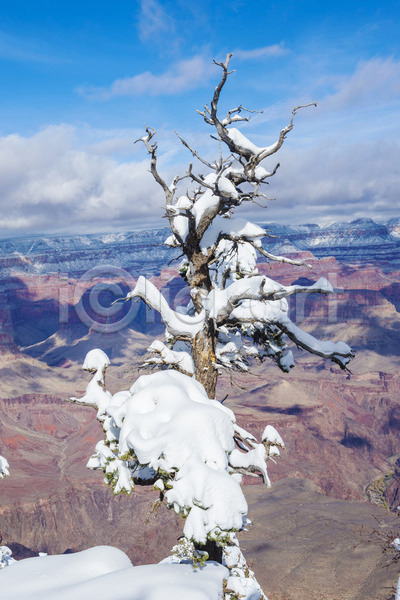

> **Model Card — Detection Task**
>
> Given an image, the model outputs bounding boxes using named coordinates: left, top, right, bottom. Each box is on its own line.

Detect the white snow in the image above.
left=224, top=165, right=244, bottom=178
left=82, top=348, right=110, bottom=374
left=229, top=445, right=271, bottom=486
left=210, top=240, right=258, bottom=288
left=223, top=543, right=267, bottom=600
left=0, top=545, right=15, bottom=568
left=145, top=339, right=195, bottom=375
left=262, top=425, right=285, bottom=448
left=192, top=174, right=220, bottom=228
left=119, top=371, right=235, bottom=471
left=392, top=537, right=400, bottom=551
left=254, top=165, right=272, bottom=179
left=221, top=115, right=248, bottom=125
left=175, top=195, right=193, bottom=210
left=164, top=233, right=180, bottom=247
left=84, top=367, right=258, bottom=544
left=0, top=546, right=227, bottom=600
left=216, top=176, right=238, bottom=199
left=230, top=298, right=288, bottom=323
left=0, top=454, right=9, bottom=478
left=172, top=215, right=189, bottom=243
left=278, top=315, right=353, bottom=363
left=127, top=276, right=205, bottom=338
left=193, top=188, right=220, bottom=228
left=204, top=275, right=334, bottom=323
left=70, top=349, right=112, bottom=419
left=201, top=217, right=266, bottom=252
left=226, top=127, right=280, bottom=160
left=226, top=128, right=262, bottom=155
left=166, top=457, right=248, bottom=543
left=278, top=351, right=295, bottom=372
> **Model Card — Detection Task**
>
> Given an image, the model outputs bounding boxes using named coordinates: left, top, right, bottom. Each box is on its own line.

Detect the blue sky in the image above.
left=0, top=0, right=399, bottom=236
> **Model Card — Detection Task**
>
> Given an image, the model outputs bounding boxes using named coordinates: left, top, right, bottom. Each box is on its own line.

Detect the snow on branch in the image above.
left=127, top=276, right=205, bottom=338
left=226, top=297, right=353, bottom=368
left=200, top=216, right=266, bottom=253
left=278, top=316, right=354, bottom=368
left=205, top=275, right=334, bottom=322
left=102, top=369, right=248, bottom=542
left=198, top=52, right=317, bottom=169
left=221, top=105, right=262, bottom=126
left=253, top=242, right=312, bottom=268
left=69, top=349, right=112, bottom=419
left=144, top=340, right=195, bottom=376
left=224, top=102, right=317, bottom=164
left=215, top=329, right=259, bottom=372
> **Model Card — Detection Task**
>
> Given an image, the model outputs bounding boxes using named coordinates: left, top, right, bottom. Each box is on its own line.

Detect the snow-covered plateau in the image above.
left=0, top=217, right=399, bottom=278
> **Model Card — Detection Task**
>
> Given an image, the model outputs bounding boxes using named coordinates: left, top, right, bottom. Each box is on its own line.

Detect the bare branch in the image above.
left=66, top=397, right=97, bottom=410
left=196, top=108, right=213, bottom=125
left=204, top=66, right=317, bottom=167
left=135, top=125, right=174, bottom=203
left=186, top=163, right=215, bottom=189
left=255, top=101, right=317, bottom=162
left=222, top=105, right=263, bottom=126
left=251, top=242, right=313, bottom=268
left=175, top=131, right=215, bottom=169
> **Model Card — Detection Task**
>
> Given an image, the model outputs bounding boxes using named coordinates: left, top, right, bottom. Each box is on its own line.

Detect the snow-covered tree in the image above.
left=71, top=348, right=282, bottom=597
left=126, top=53, right=353, bottom=398
left=71, top=54, right=353, bottom=599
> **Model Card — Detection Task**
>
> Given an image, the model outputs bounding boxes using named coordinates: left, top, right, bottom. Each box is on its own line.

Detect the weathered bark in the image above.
left=192, top=322, right=218, bottom=398
left=187, top=246, right=219, bottom=397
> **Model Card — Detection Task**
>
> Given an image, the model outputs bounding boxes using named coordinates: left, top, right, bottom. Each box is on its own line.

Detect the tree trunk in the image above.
left=192, top=321, right=218, bottom=398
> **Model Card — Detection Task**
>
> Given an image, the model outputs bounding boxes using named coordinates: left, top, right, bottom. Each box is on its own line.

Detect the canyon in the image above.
left=0, top=218, right=399, bottom=599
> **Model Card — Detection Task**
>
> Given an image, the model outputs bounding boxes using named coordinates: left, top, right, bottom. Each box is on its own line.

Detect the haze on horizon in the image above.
left=0, top=0, right=399, bottom=238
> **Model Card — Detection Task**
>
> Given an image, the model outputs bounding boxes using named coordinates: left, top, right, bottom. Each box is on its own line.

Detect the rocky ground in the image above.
left=241, top=478, right=399, bottom=600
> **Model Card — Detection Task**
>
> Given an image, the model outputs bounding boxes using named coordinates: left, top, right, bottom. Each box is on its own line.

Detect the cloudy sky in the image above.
left=0, top=0, right=399, bottom=237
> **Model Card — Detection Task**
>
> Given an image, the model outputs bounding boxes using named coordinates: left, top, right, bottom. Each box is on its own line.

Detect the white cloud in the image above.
left=1, top=100, right=399, bottom=238
left=234, top=44, right=288, bottom=61
left=0, top=125, right=168, bottom=236
left=78, top=55, right=214, bottom=99
left=232, top=58, right=400, bottom=225
left=137, top=0, right=175, bottom=42
left=321, top=57, right=400, bottom=111
left=255, top=137, right=400, bottom=224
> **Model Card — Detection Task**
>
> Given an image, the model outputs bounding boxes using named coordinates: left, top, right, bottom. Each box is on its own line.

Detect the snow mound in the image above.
left=0, top=546, right=227, bottom=600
